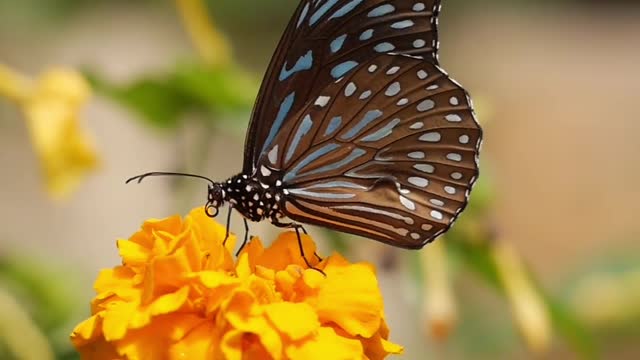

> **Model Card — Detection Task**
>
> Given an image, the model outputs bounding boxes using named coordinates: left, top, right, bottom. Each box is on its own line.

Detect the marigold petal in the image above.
left=240, top=237, right=266, bottom=267
left=148, top=286, right=190, bottom=317
left=314, top=263, right=383, bottom=338
left=135, top=215, right=183, bottom=247
left=71, top=314, right=103, bottom=346
left=169, top=321, right=218, bottom=360
left=257, top=232, right=319, bottom=271
left=75, top=338, right=120, bottom=360
left=102, top=302, right=137, bottom=341
left=360, top=326, right=404, bottom=359
left=187, top=207, right=237, bottom=253
left=117, top=239, right=152, bottom=265
left=115, top=317, right=176, bottom=360
left=286, top=327, right=363, bottom=360
left=264, top=302, right=320, bottom=341
left=236, top=252, right=252, bottom=279
left=221, top=330, right=274, bottom=360
left=223, top=290, right=283, bottom=358
left=93, top=266, right=136, bottom=297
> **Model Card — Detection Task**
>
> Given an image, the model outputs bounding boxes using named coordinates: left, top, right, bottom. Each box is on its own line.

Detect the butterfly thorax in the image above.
left=222, top=174, right=283, bottom=222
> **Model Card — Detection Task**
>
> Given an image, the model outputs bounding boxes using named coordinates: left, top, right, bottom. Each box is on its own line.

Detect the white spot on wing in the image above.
left=413, top=164, right=435, bottom=173
left=417, top=99, right=435, bottom=112
left=408, top=177, right=429, bottom=187
left=268, top=145, right=279, bottom=165
left=430, top=210, right=444, bottom=220
left=385, top=82, right=401, bottom=96
left=445, top=114, right=462, bottom=123
left=400, top=195, right=416, bottom=210
left=430, top=199, right=445, bottom=207
left=314, top=96, right=330, bottom=107
left=419, top=132, right=441, bottom=142
left=345, top=82, right=357, bottom=97
left=410, top=122, right=424, bottom=130
left=408, top=151, right=425, bottom=159
left=386, top=66, right=400, bottom=75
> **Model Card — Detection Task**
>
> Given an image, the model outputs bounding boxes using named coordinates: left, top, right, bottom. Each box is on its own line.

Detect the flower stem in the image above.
left=174, top=0, right=232, bottom=67
left=493, top=241, right=552, bottom=353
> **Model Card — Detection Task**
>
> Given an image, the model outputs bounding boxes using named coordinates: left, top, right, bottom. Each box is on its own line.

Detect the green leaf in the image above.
left=171, top=62, right=258, bottom=115
left=85, top=61, right=258, bottom=130
left=86, top=72, right=188, bottom=128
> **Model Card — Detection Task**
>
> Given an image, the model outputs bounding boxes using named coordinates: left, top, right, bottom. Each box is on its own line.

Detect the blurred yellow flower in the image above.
left=71, top=208, right=402, bottom=360
left=175, top=0, right=232, bottom=67
left=0, top=64, right=99, bottom=199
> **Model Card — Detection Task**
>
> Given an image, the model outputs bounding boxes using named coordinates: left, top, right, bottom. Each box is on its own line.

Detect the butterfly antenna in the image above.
left=126, top=172, right=216, bottom=185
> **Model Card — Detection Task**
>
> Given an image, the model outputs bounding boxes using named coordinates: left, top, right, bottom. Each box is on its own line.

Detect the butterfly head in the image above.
left=205, top=183, right=226, bottom=217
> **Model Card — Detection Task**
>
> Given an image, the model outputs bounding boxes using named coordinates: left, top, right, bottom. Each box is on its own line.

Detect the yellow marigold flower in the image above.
left=0, top=64, right=99, bottom=199
left=71, top=208, right=402, bottom=359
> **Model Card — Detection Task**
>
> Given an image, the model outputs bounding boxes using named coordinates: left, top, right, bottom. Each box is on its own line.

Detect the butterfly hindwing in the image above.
left=256, top=54, right=481, bottom=248
left=244, top=0, right=443, bottom=173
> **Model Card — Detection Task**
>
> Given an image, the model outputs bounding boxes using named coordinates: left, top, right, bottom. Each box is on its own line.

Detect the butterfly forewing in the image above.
left=244, top=0, right=443, bottom=173
left=256, top=54, right=481, bottom=248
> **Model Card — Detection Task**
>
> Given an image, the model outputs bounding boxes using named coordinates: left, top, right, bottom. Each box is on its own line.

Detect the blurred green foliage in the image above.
left=0, top=254, right=84, bottom=360
left=86, top=62, right=258, bottom=130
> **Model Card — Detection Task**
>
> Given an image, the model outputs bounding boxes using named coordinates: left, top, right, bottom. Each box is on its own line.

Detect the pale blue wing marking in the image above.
left=374, top=42, right=395, bottom=52
left=360, top=118, right=401, bottom=142
left=324, top=116, right=342, bottom=136
left=283, top=143, right=340, bottom=182
left=304, top=181, right=367, bottom=190
left=330, top=34, right=348, bottom=53
left=331, top=61, right=359, bottom=79
left=279, top=50, right=313, bottom=81
left=359, top=29, right=374, bottom=41
left=329, top=0, right=364, bottom=20
left=368, top=4, right=395, bottom=17
left=340, top=110, right=383, bottom=140
left=285, top=114, right=313, bottom=163
left=261, top=92, right=295, bottom=155
left=296, top=148, right=366, bottom=178
left=296, top=2, right=310, bottom=28
left=309, top=0, right=340, bottom=25
left=288, top=188, right=356, bottom=199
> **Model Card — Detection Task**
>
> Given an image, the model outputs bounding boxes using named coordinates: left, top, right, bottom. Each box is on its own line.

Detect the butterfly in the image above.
left=129, top=0, right=482, bottom=267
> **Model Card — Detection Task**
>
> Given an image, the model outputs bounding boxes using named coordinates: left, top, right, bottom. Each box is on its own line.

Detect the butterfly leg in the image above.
left=271, top=218, right=325, bottom=275
left=294, top=226, right=326, bottom=276
left=235, top=219, right=250, bottom=256
left=292, top=226, right=322, bottom=262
